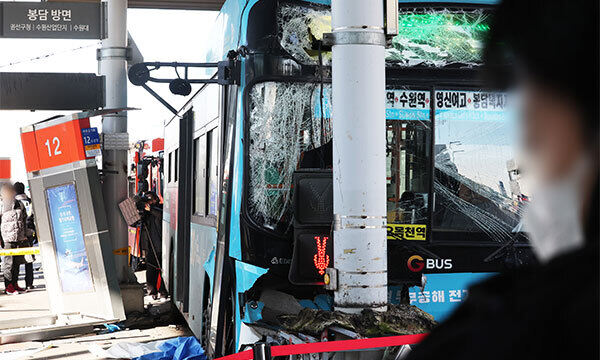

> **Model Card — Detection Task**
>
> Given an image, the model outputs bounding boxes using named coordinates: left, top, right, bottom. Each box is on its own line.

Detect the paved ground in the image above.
left=1, top=325, right=190, bottom=360
left=0, top=262, right=52, bottom=322
left=0, top=263, right=190, bottom=359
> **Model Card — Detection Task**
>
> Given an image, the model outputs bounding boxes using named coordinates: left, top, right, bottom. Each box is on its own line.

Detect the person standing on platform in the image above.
left=138, top=192, right=166, bottom=298
left=0, top=183, right=28, bottom=294
left=14, top=182, right=36, bottom=290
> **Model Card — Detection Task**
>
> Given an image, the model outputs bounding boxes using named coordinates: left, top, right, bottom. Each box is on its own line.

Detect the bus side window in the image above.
left=194, top=135, right=207, bottom=215
left=168, top=152, right=172, bottom=183
left=207, top=129, right=219, bottom=216
left=174, top=149, right=179, bottom=182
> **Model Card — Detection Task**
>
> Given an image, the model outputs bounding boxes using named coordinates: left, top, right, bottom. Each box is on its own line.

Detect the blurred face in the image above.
left=1, top=186, right=15, bottom=201
left=521, top=82, right=586, bottom=182
left=519, top=81, right=593, bottom=261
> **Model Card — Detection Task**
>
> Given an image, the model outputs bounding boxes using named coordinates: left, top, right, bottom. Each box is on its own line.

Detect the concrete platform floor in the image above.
left=1, top=325, right=190, bottom=360
left=0, top=264, right=190, bottom=359
left=0, top=262, right=52, bottom=322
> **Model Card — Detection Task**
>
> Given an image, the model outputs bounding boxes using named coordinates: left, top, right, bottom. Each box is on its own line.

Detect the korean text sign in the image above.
left=389, top=272, right=495, bottom=321
left=1, top=1, right=104, bottom=39
left=81, top=127, right=101, bottom=158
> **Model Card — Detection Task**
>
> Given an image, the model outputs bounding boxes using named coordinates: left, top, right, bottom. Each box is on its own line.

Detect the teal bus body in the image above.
left=161, top=0, right=532, bottom=356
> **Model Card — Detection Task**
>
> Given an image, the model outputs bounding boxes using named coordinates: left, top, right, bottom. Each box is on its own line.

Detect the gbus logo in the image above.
left=407, top=255, right=425, bottom=272
left=407, top=255, right=453, bottom=272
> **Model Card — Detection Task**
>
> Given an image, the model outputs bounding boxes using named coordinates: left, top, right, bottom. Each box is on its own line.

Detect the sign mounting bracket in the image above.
left=128, top=51, right=240, bottom=116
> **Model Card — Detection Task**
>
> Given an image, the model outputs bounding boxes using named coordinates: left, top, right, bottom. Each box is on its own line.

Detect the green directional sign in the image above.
left=0, top=1, right=105, bottom=39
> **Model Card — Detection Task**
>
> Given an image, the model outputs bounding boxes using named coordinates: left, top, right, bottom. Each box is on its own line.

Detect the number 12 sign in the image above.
left=21, top=117, right=91, bottom=173
left=44, top=137, right=63, bottom=157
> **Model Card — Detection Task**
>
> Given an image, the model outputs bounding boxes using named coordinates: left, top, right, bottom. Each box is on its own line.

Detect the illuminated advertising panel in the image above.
left=46, top=183, right=94, bottom=293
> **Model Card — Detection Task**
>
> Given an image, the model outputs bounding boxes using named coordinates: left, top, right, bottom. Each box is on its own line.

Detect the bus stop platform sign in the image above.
left=0, top=1, right=105, bottom=39
left=81, top=127, right=101, bottom=157
left=20, top=109, right=126, bottom=321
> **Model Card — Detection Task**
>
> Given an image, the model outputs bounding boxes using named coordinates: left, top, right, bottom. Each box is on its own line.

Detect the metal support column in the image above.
left=331, top=0, right=388, bottom=312
left=98, top=0, right=132, bottom=283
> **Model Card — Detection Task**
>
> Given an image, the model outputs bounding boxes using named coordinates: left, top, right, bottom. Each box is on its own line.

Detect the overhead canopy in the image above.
left=128, top=0, right=224, bottom=10
left=47, top=0, right=225, bottom=11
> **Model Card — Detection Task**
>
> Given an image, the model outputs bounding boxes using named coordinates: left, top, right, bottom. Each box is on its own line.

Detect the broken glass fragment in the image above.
left=277, top=4, right=491, bottom=67
left=248, top=82, right=332, bottom=230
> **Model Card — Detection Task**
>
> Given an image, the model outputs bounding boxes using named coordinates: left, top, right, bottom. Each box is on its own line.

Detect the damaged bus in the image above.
left=156, top=0, right=535, bottom=357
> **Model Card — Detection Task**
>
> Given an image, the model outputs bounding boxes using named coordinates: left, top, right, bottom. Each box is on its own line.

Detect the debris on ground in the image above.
left=89, top=336, right=206, bottom=360
left=0, top=325, right=190, bottom=360
left=98, top=323, right=125, bottom=334
left=279, top=304, right=437, bottom=337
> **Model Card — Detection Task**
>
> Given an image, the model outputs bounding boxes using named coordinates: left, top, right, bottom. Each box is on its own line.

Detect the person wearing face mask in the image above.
left=405, top=1, right=598, bottom=359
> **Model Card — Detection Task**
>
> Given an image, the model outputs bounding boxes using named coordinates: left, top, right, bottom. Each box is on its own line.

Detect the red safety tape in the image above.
left=271, top=333, right=427, bottom=356
left=215, top=349, right=253, bottom=360
left=214, top=333, right=427, bottom=360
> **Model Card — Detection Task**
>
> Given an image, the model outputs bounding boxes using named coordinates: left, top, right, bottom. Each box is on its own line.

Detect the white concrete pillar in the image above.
left=331, top=0, right=388, bottom=312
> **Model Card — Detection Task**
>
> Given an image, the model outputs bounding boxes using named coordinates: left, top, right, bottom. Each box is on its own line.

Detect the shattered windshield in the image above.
left=248, top=85, right=524, bottom=243
left=433, top=90, right=525, bottom=241
left=278, top=3, right=332, bottom=65
left=388, top=10, right=491, bottom=66
left=277, top=4, right=491, bottom=67
left=248, top=82, right=332, bottom=231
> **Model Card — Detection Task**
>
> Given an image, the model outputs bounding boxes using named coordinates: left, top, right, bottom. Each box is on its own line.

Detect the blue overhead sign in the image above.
left=81, top=127, right=100, bottom=146
left=386, top=89, right=431, bottom=121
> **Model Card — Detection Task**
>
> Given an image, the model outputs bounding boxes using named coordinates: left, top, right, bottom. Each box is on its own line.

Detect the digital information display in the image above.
left=435, top=90, right=509, bottom=122
left=46, top=183, right=94, bottom=293
left=386, top=89, right=431, bottom=121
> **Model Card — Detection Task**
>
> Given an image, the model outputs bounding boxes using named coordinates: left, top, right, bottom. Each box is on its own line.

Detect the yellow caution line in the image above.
left=0, top=247, right=40, bottom=256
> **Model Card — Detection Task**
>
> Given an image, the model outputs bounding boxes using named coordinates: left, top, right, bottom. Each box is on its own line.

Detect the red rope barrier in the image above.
left=214, top=333, right=427, bottom=360
left=271, top=334, right=427, bottom=357
left=216, top=349, right=253, bottom=360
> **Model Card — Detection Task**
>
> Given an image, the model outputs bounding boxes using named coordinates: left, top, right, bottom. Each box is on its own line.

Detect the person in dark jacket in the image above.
left=406, top=1, right=598, bottom=359
left=138, top=192, right=166, bottom=298
left=14, top=182, right=36, bottom=290
left=0, top=183, right=28, bottom=295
